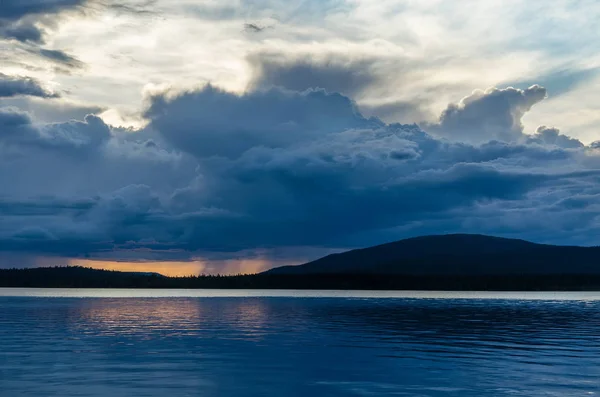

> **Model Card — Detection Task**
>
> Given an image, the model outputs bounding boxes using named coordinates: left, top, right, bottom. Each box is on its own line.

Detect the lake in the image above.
left=1, top=289, right=600, bottom=396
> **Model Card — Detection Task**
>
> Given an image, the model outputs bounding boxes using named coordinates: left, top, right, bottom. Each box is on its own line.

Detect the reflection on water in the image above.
left=1, top=292, right=600, bottom=396
left=72, top=298, right=270, bottom=341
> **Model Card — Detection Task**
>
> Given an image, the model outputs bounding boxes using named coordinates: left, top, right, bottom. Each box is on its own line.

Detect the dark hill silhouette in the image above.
left=265, top=234, right=600, bottom=276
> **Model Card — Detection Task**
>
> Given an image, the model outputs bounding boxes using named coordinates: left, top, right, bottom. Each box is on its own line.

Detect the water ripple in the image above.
left=1, top=291, right=600, bottom=396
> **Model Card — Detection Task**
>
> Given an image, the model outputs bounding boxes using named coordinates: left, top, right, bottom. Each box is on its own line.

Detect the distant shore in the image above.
left=3, top=267, right=600, bottom=291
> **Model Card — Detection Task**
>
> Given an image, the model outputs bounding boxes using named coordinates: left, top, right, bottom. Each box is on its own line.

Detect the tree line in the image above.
left=2, top=266, right=600, bottom=290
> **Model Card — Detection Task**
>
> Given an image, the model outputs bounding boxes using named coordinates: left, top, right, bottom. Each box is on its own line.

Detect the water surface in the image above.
left=1, top=289, right=599, bottom=396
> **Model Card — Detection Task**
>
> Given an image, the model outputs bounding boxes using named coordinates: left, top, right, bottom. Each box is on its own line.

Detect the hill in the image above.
left=265, top=234, right=600, bottom=276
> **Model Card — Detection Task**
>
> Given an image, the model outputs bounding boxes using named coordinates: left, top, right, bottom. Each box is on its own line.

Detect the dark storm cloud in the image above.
left=422, top=85, right=548, bottom=143
left=0, top=83, right=599, bottom=264
left=0, top=73, right=57, bottom=98
left=144, top=85, right=382, bottom=159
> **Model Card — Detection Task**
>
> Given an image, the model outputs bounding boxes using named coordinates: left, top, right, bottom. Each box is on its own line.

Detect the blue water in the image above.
left=1, top=289, right=600, bottom=397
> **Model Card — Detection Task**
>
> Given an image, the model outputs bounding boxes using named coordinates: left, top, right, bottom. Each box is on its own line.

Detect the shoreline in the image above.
left=2, top=287, right=600, bottom=300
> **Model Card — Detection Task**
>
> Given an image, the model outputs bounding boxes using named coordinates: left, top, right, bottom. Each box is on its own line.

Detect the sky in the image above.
left=1, top=0, right=600, bottom=276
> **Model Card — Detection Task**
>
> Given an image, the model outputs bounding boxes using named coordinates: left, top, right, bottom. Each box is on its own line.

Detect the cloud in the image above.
left=144, top=84, right=381, bottom=159
left=136, top=84, right=600, bottom=253
left=105, top=0, right=159, bottom=15
left=245, top=52, right=444, bottom=125
left=527, top=126, right=584, bottom=149
left=1, top=21, right=44, bottom=43
left=0, top=106, right=32, bottom=131
left=185, top=0, right=348, bottom=24
left=0, top=0, right=87, bottom=74
left=243, top=23, right=266, bottom=33
left=0, top=0, right=85, bottom=21
left=247, top=53, right=379, bottom=97
left=0, top=108, right=110, bottom=152
left=1, top=83, right=600, bottom=268
left=2, top=0, right=598, bottom=147
left=35, top=48, right=84, bottom=68
left=422, top=85, right=548, bottom=143
left=0, top=97, right=104, bottom=123
left=0, top=0, right=87, bottom=44
left=506, top=67, right=600, bottom=98
left=0, top=73, right=57, bottom=98
left=358, top=100, right=433, bottom=127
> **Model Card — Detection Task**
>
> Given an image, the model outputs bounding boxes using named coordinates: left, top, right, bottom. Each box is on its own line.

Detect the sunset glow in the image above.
left=68, top=259, right=275, bottom=277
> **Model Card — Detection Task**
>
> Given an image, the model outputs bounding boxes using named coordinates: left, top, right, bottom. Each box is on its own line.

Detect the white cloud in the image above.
left=1, top=0, right=597, bottom=136
left=422, top=85, right=548, bottom=143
